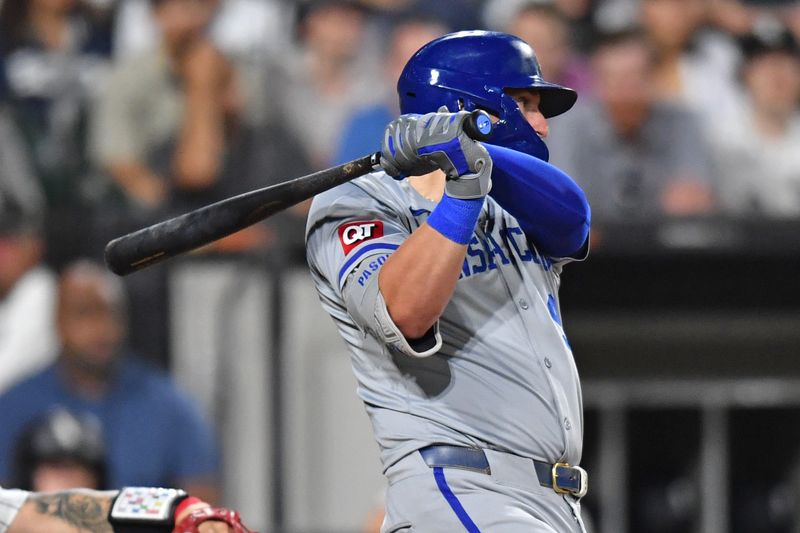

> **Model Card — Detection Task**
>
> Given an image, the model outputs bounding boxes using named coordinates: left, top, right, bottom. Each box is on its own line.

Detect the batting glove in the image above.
left=381, top=108, right=493, bottom=200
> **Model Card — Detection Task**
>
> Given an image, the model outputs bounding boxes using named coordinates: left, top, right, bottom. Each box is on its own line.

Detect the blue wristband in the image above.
left=426, top=193, right=484, bottom=245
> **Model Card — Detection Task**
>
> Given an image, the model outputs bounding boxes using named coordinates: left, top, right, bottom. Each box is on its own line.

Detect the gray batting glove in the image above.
left=381, top=108, right=493, bottom=200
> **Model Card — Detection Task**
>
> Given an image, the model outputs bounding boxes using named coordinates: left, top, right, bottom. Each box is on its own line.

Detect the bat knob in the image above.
left=463, top=110, right=493, bottom=141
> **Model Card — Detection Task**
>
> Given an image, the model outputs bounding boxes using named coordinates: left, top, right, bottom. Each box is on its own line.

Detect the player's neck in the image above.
left=408, top=170, right=446, bottom=203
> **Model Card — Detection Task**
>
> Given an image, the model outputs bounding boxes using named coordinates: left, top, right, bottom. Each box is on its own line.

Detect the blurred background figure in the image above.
left=506, top=1, right=593, bottom=93
left=333, top=13, right=448, bottom=164
left=710, top=23, right=800, bottom=217
left=358, top=0, right=483, bottom=32
left=639, top=0, right=741, bottom=130
left=0, top=260, right=219, bottom=502
left=706, top=0, right=762, bottom=38
left=552, top=0, right=598, bottom=51
left=548, top=28, right=715, bottom=223
left=0, top=0, right=114, bottom=268
left=91, top=0, right=271, bottom=361
left=11, top=408, right=107, bottom=491
left=269, top=0, right=378, bottom=169
left=483, top=0, right=592, bottom=94
left=91, top=0, right=246, bottom=218
left=0, top=204, right=57, bottom=395
left=785, top=2, right=800, bottom=43
left=113, top=0, right=291, bottom=63
left=0, top=108, right=45, bottom=220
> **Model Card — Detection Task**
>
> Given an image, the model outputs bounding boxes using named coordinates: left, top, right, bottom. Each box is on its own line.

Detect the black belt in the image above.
left=419, top=445, right=588, bottom=498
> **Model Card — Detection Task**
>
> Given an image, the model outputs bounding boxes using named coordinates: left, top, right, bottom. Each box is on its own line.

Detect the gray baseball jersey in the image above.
left=305, top=170, right=583, bottom=472
left=0, top=488, right=27, bottom=533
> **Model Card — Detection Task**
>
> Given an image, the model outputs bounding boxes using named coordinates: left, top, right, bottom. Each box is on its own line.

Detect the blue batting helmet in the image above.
left=397, top=30, right=577, bottom=161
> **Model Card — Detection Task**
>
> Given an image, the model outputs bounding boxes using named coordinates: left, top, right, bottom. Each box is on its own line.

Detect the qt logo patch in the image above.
left=338, top=221, right=384, bottom=254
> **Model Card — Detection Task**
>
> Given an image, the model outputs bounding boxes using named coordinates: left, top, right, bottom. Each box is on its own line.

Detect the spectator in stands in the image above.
left=640, top=0, right=741, bottom=129
left=785, top=4, right=800, bottom=44
left=551, top=0, right=597, bottom=52
left=92, top=0, right=277, bottom=358
left=333, top=15, right=448, bottom=165
left=0, top=260, right=219, bottom=502
left=706, top=0, right=761, bottom=39
left=92, top=0, right=248, bottom=216
left=488, top=0, right=598, bottom=51
left=0, top=205, right=57, bottom=394
left=0, top=0, right=114, bottom=267
left=0, top=109, right=45, bottom=220
left=710, top=25, right=800, bottom=217
left=114, top=0, right=291, bottom=63
left=505, top=1, right=593, bottom=95
left=270, top=0, right=379, bottom=168
left=357, top=0, right=482, bottom=31
left=11, top=408, right=107, bottom=491
left=548, top=29, right=716, bottom=223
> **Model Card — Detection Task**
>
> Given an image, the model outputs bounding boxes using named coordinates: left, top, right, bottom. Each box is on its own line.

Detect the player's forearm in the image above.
left=9, top=490, right=117, bottom=533
left=379, top=224, right=466, bottom=339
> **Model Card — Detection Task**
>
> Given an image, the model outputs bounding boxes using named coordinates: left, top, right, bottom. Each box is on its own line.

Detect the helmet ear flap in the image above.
left=489, top=91, right=550, bottom=161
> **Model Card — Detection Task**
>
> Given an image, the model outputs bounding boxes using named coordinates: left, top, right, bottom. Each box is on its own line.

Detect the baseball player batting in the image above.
left=0, top=485, right=254, bottom=532
left=306, top=31, right=591, bottom=532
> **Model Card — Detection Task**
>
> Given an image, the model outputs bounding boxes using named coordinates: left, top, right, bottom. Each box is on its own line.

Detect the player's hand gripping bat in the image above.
left=104, top=110, right=493, bottom=275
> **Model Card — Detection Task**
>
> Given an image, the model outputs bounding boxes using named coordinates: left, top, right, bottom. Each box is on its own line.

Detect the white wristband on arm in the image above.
left=108, top=487, right=188, bottom=533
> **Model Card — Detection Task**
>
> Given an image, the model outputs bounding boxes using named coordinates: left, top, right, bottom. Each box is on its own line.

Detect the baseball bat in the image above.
left=104, top=110, right=493, bottom=276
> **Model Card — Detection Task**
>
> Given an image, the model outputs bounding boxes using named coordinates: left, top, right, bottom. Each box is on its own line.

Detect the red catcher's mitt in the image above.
left=172, top=507, right=257, bottom=533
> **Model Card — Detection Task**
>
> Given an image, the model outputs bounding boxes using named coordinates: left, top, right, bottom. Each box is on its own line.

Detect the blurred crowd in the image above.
left=0, top=0, right=797, bottom=266
left=0, top=0, right=799, bottom=526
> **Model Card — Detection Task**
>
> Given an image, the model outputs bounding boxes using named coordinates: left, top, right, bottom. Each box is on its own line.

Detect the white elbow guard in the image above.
left=345, top=262, right=442, bottom=358
left=372, top=289, right=442, bottom=358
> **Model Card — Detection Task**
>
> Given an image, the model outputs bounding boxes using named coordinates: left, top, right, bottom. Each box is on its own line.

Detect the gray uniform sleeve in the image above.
left=306, top=182, right=442, bottom=357
left=343, top=259, right=442, bottom=358
left=0, top=488, right=29, bottom=533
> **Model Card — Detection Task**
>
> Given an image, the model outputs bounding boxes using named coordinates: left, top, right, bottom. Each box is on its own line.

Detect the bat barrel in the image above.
left=105, top=154, right=377, bottom=275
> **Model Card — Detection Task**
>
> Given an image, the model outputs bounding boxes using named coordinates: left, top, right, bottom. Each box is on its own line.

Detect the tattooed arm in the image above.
left=7, top=490, right=236, bottom=533
left=5, top=490, right=114, bottom=533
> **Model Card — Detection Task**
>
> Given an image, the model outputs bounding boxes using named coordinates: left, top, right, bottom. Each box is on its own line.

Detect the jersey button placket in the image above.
left=544, top=357, right=552, bottom=369
left=518, top=298, right=529, bottom=310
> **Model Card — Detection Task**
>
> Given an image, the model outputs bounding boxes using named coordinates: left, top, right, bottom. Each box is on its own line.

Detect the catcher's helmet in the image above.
left=12, top=409, right=107, bottom=490
left=398, top=30, right=577, bottom=161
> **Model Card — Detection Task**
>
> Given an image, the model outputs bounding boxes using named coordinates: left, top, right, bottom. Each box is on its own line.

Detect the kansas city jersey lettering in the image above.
left=338, top=220, right=384, bottom=254
left=460, top=225, right=552, bottom=279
